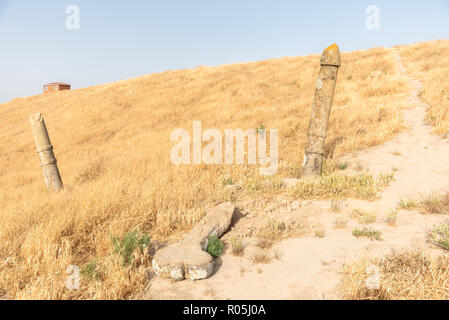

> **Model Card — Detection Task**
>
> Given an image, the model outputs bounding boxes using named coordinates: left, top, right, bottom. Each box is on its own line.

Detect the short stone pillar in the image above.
left=30, top=113, right=63, bottom=191
left=302, top=44, right=341, bottom=177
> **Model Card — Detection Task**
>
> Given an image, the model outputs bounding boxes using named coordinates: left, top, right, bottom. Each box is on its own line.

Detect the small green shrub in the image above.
left=206, top=234, right=224, bottom=258
left=352, top=227, right=382, bottom=241
left=80, top=259, right=102, bottom=281
left=427, top=221, right=449, bottom=251
left=337, top=161, right=348, bottom=170
left=111, top=230, right=150, bottom=266
left=397, top=198, right=419, bottom=210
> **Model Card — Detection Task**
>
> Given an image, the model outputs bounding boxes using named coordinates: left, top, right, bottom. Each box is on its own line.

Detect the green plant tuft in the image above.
left=206, top=234, right=224, bottom=258
left=397, top=198, right=419, bottom=210
left=80, top=259, right=102, bottom=281
left=111, top=230, right=150, bottom=266
left=352, top=227, right=382, bottom=241
left=427, top=221, right=449, bottom=251
left=337, top=161, right=349, bottom=170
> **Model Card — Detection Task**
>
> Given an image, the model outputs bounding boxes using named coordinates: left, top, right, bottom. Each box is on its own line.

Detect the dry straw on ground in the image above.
left=338, top=250, right=449, bottom=300
left=2, top=40, right=442, bottom=299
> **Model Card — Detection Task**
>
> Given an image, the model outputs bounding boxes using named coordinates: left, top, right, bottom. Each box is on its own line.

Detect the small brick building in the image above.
left=43, top=82, right=71, bottom=94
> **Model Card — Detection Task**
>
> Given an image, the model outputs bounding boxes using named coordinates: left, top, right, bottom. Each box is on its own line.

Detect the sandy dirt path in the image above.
left=145, top=49, right=449, bottom=300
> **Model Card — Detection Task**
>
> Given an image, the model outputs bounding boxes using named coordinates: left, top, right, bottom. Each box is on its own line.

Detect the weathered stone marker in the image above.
left=153, top=202, right=235, bottom=281
left=302, top=44, right=341, bottom=177
left=30, top=113, right=63, bottom=191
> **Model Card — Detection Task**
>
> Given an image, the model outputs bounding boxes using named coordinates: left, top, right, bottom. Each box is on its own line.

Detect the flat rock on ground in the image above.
left=152, top=202, right=235, bottom=281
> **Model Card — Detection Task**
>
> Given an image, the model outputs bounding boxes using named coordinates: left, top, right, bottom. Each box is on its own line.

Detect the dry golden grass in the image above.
left=256, top=217, right=287, bottom=243
left=250, top=250, right=272, bottom=264
left=229, top=236, right=246, bottom=256
left=398, top=192, right=449, bottom=214
left=420, top=192, right=449, bottom=215
left=0, top=44, right=412, bottom=299
left=398, top=39, right=449, bottom=135
left=339, top=250, right=449, bottom=300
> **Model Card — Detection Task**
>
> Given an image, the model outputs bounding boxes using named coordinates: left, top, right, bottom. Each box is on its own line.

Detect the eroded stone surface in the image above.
left=152, top=202, right=235, bottom=280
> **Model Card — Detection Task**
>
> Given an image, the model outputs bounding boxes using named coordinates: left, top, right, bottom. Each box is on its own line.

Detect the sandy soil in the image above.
left=144, top=49, right=449, bottom=300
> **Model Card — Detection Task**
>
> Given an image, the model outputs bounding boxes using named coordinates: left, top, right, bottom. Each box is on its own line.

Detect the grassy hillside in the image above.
left=398, top=40, right=449, bottom=135
left=0, top=44, right=414, bottom=299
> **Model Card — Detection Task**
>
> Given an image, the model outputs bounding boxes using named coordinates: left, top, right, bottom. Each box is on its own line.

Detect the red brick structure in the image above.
left=43, top=82, right=71, bottom=94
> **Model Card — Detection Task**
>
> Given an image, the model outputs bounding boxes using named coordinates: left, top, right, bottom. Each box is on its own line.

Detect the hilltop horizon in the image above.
left=1, top=0, right=449, bottom=104
left=1, top=38, right=446, bottom=105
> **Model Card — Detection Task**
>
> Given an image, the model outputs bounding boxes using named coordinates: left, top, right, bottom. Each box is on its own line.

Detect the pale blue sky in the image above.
left=0, top=0, right=448, bottom=103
